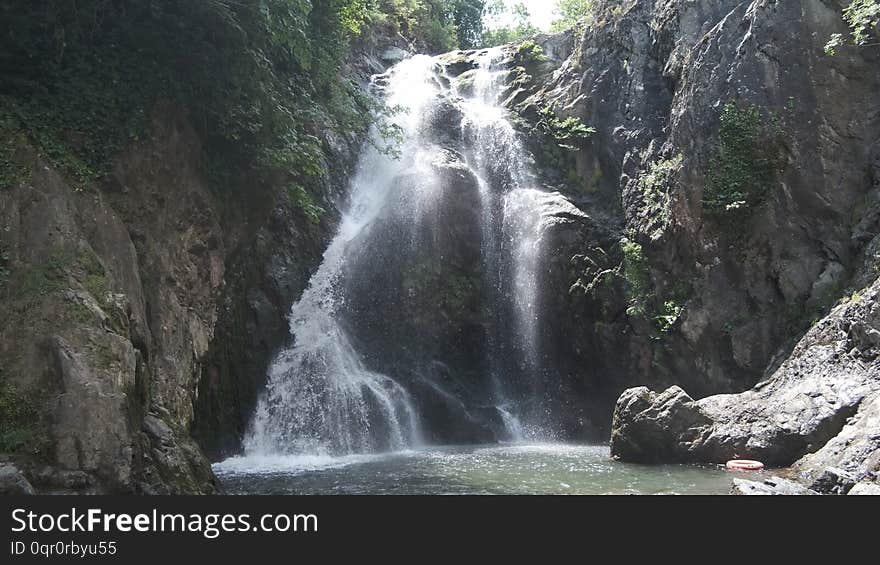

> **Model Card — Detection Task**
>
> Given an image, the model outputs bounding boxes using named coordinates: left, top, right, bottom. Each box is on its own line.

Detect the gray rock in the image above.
left=794, top=391, right=880, bottom=484
left=731, top=477, right=818, bottom=496
left=610, top=386, right=711, bottom=462
left=611, top=278, right=880, bottom=465
left=0, top=464, right=35, bottom=495
left=848, top=482, right=880, bottom=496
left=808, top=468, right=857, bottom=495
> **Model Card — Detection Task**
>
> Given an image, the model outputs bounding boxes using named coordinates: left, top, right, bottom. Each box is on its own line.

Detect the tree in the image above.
left=453, top=0, right=486, bottom=49
left=550, top=0, right=595, bottom=33
left=481, top=1, right=539, bottom=47
left=825, top=0, right=880, bottom=55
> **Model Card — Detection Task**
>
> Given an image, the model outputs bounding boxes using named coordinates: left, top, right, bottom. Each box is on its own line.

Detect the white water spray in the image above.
left=245, top=49, right=561, bottom=456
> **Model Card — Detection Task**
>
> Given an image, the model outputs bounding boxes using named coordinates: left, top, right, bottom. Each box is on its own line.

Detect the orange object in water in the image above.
left=726, top=459, right=765, bottom=471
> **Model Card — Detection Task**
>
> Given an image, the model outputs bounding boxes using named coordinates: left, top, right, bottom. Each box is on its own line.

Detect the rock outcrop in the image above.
left=610, top=275, right=880, bottom=467
left=0, top=26, right=403, bottom=491
left=731, top=477, right=818, bottom=496
left=509, top=0, right=880, bottom=435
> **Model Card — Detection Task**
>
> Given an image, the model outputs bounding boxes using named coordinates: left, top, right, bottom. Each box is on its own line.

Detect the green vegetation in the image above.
left=0, top=110, right=29, bottom=190
left=514, top=40, right=549, bottom=64
left=16, top=250, right=75, bottom=299
left=703, top=103, right=780, bottom=217
left=375, top=0, right=486, bottom=52
left=640, top=154, right=683, bottom=237
left=539, top=104, right=596, bottom=151
left=482, top=1, right=539, bottom=47
left=0, top=1, right=485, bottom=207
left=551, top=0, right=596, bottom=32
left=825, top=0, right=879, bottom=55
left=0, top=379, right=41, bottom=454
left=621, top=238, right=651, bottom=318
left=620, top=238, right=688, bottom=334
left=287, top=185, right=326, bottom=225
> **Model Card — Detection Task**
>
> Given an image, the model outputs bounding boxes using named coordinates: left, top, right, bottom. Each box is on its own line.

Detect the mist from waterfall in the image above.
left=244, top=49, right=558, bottom=457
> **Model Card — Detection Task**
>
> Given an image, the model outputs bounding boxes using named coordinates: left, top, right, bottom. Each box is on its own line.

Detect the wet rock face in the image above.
left=0, top=106, right=219, bottom=493
left=339, top=148, right=491, bottom=444
left=507, top=0, right=880, bottom=429
left=610, top=276, right=880, bottom=466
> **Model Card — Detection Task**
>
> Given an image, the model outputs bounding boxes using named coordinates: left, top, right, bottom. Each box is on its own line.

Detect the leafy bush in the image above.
left=0, top=1, right=407, bottom=200
left=826, top=0, right=879, bottom=55
left=378, top=0, right=485, bottom=52
left=621, top=238, right=651, bottom=318
left=655, top=299, right=684, bottom=334
left=551, top=0, right=597, bottom=32
left=287, top=185, right=326, bottom=225
left=703, top=103, right=779, bottom=217
left=539, top=104, right=596, bottom=151
left=640, top=154, right=683, bottom=236
left=514, top=40, right=548, bottom=64
left=482, top=1, right=539, bottom=47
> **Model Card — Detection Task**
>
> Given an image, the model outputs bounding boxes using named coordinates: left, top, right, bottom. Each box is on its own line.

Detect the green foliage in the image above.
left=16, top=250, right=75, bottom=299
left=0, top=380, right=40, bottom=454
left=703, top=103, right=779, bottom=217
left=640, top=154, right=683, bottom=237
left=621, top=238, right=651, bottom=318
left=655, top=300, right=683, bottom=334
left=286, top=185, right=326, bottom=225
left=482, top=1, right=539, bottom=47
left=539, top=104, right=596, bottom=151
left=620, top=238, right=688, bottom=334
left=0, top=0, right=401, bottom=201
left=0, top=109, right=29, bottom=190
left=551, top=0, right=596, bottom=32
left=826, top=0, right=879, bottom=55
left=378, top=0, right=485, bottom=52
left=514, top=40, right=548, bottom=64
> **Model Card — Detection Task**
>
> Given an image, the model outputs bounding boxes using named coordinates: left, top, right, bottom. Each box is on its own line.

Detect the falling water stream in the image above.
left=217, top=49, right=734, bottom=494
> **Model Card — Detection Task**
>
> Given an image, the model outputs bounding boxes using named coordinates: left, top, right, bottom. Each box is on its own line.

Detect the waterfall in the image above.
left=245, top=49, right=560, bottom=457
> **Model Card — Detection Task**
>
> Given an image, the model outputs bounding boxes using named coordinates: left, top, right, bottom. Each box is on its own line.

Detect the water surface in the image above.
left=215, top=444, right=742, bottom=495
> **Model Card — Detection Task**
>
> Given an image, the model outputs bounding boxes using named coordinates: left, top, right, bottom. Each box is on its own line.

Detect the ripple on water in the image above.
left=214, top=444, right=742, bottom=495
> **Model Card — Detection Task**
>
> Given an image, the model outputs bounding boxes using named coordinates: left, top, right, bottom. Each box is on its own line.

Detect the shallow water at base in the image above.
left=214, top=444, right=743, bottom=495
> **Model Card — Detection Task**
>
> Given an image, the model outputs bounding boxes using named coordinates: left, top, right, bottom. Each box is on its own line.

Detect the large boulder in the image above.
left=793, top=391, right=880, bottom=486
left=611, top=276, right=880, bottom=466
left=0, top=464, right=35, bottom=495
left=731, top=477, right=818, bottom=496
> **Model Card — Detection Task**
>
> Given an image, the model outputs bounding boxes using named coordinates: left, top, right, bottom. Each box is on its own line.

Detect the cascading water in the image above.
left=245, top=48, right=563, bottom=457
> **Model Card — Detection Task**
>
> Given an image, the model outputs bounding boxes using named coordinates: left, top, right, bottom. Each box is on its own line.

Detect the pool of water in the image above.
left=214, top=444, right=749, bottom=495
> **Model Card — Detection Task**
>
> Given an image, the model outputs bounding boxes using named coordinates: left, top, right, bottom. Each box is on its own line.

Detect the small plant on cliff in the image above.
left=639, top=153, right=683, bottom=237
left=621, top=238, right=651, bottom=318
left=514, top=40, right=548, bottom=64
left=655, top=299, right=684, bottom=334
left=825, top=0, right=880, bottom=55
left=0, top=246, right=9, bottom=290
left=703, top=103, right=779, bottom=217
left=551, top=0, right=597, bottom=32
left=539, top=104, right=596, bottom=151
left=0, top=109, right=29, bottom=190
left=0, top=380, right=39, bottom=453
left=287, top=185, right=325, bottom=226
